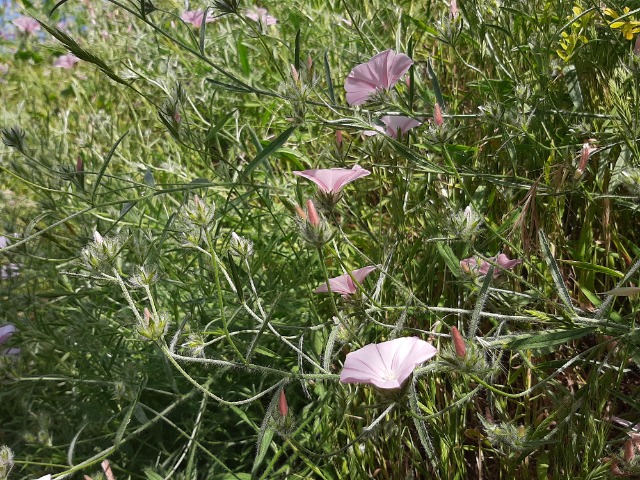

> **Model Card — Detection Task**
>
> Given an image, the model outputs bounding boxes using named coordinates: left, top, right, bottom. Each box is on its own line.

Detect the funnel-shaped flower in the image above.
left=380, top=115, right=421, bottom=139
left=293, top=165, right=370, bottom=194
left=0, top=324, right=20, bottom=356
left=314, top=265, right=376, bottom=297
left=53, top=54, right=80, bottom=69
left=344, top=49, right=413, bottom=106
left=340, top=337, right=437, bottom=389
left=460, top=253, right=521, bottom=278
left=13, top=16, right=40, bottom=35
left=245, top=7, right=277, bottom=26
left=181, top=10, right=216, bottom=27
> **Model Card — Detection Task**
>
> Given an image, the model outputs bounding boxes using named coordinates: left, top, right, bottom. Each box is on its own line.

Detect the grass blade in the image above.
left=242, top=126, right=296, bottom=178
left=91, top=131, right=128, bottom=203
left=538, top=229, right=575, bottom=314
left=324, top=51, right=336, bottom=104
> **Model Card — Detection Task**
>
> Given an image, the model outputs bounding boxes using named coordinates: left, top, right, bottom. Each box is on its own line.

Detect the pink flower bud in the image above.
left=451, top=326, right=466, bottom=358
left=144, top=307, right=152, bottom=326
left=76, top=157, right=84, bottom=173
left=291, top=64, right=299, bottom=83
left=336, top=130, right=343, bottom=147
left=278, top=389, right=288, bottom=417
left=307, top=54, right=313, bottom=72
left=434, top=103, right=444, bottom=127
left=294, top=205, right=307, bottom=221
left=450, top=0, right=459, bottom=19
left=306, top=199, right=320, bottom=227
left=625, top=438, right=635, bottom=462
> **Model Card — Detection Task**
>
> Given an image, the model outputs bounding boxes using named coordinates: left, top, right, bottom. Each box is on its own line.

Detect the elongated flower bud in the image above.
left=625, top=438, right=634, bottom=462
left=306, top=199, right=320, bottom=227
left=278, top=389, right=289, bottom=417
left=451, top=326, right=467, bottom=358
left=434, top=103, right=444, bottom=127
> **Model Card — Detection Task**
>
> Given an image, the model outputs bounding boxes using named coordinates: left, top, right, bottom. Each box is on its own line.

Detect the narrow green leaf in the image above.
left=144, top=470, right=164, bottom=480
left=49, top=0, right=72, bottom=16
left=508, top=327, right=595, bottom=351
left=538, top=229, right=575, bottom=314
left=252, top=427, right=275, bottom=474
left=114, top=398, right=137, bottom=446
left=143, top=168, right=155, bottom=187
left=227, top=252, right=244, bottom=302
left=206, top=109, right=237, bottom=143
left=427, top=59, right=444, bottom=109
left=435, top=243, right=461, bottom=277
left=601, top=287, right=640, bottom=297
left=407, top=38, right=415, bottom=111
left=294, top=29, right=301, bottom=72
left=198, top=7, right=209, bottom=55
left=559, top=260, right=624, bottom=278
left=467, top=265, right=494, bottom=339
left=92, top=131, right=128, bottom=203
left=324, top=51, right=336, bottom=104
left=242, top=126, right=296, bottom=178
left=37, top=20, right=130, bottom=86
left=206, top=78, right=252, bottom=93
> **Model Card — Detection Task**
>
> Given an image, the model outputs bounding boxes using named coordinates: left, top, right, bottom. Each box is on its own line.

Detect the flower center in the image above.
left=381, top=369, right=397, bottom=381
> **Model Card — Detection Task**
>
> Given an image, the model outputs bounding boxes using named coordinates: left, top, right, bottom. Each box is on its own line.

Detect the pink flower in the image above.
left=460, top=253, right=521, bottom=278
left=340, top=337, right=437, bottom=389
left=314, top=265, right=376, bottom=297
left=180, top=10, right=216, bottom=27
left=380, top=115, right=421, bottom=139
left=53, top=54, right=80, bottom=69
left=0, top=264, right=20, bottom=280
left=0, top=324, right=20, bottom=356
left=245, top=7, right=277, bottom=26
left=293, top=165, right=370, bottom=194
left=13, top=16, right=40, bottom=35
left=344, top=49, right=413, bottom=106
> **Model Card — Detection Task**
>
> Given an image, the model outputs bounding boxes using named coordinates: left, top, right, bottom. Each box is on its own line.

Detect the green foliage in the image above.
left=1, top=0, right=640, bottom=478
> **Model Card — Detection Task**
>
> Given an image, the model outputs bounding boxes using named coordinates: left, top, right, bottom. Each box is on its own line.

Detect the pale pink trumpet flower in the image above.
left=13, top=16, right=40, bottom=35
left=340, top=337, right=437, bottom=389
left=0, top=324, right=20, bottom=356
left=181, top=10, right=216, bottom=27
left=314, top=265, right=376, bottom=298
left=245, top=7, right=277, bottom=26
left=380, top=115, right=422, bottom=139
left=53, top=54, right=80, bottom=69
left=460, top=253, right=521, bottom=278
left=293, top=165, right=370, bottom=194
left=344, top=49, right=413, bottom=106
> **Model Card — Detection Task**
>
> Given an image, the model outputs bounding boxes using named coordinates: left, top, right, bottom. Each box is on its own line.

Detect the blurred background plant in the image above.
left=1, top=0, right=640, bottom=478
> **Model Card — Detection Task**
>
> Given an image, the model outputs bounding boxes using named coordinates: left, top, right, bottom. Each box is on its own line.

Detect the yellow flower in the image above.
left=605, top=7, right=640, bottom=40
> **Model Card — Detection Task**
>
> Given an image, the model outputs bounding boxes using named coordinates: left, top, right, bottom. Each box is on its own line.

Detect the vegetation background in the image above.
left=1, top=0, right=640, bottom=478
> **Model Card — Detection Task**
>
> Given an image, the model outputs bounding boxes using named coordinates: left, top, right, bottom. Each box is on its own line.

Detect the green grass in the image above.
left=1, top=0, right=640, bottom=478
